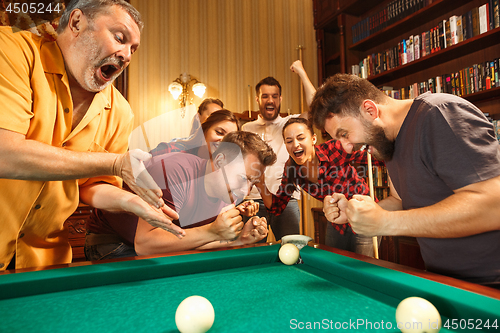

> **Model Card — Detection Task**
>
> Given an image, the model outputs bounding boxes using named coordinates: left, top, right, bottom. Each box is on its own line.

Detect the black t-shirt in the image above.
left=386, top=92, right=500, bottom=282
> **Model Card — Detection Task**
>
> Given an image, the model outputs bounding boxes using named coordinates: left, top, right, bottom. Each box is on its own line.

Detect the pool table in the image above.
left=1, top=243, right=499, bottom=332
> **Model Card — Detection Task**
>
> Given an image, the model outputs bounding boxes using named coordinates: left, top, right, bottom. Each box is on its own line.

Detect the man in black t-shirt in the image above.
left=310, top=73, right=500, bottom=288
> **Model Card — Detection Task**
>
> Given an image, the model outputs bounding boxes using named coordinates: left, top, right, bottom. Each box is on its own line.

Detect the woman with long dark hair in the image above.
left=255, top=117, right=383, bottom=256
left=150, top=109, right=240, bottom=160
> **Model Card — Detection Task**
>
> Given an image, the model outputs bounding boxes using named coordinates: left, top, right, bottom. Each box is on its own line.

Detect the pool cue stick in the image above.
left=367, top=151, right=379, bottom=259
left=297, top=45, right=306, bottom=235
left=221, top=165, right=236, bottom=205
left=140, top=123, right=151, bottom=151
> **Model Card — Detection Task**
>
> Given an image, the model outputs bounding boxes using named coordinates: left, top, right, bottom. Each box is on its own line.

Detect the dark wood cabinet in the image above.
left=64, top=205, right=92, bottom=262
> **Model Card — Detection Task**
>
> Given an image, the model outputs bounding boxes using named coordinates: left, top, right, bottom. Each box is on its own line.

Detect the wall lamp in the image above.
left=168, top=73, right=206, bottom=110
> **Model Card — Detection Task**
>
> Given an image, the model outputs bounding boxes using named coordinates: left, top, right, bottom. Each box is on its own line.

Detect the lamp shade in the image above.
left=168, top=82, right=183, bottom=100
left=192, top=82, right=206, bottom=98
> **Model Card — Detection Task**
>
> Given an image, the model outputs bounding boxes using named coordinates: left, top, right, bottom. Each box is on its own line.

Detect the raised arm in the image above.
left=254, top=163, right=296, bottom=216
left=290, top=60, right=316, bottom=108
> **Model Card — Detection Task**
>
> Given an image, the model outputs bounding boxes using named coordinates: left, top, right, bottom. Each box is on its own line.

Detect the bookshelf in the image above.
left=312, top=0, right=500, bottom=268
left=349, top=0, right=472, bottom=51
left=314, top=0, right=500, bottom=116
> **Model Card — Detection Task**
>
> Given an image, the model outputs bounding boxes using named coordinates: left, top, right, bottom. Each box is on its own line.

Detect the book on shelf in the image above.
left=473, top=64, right=479, bottom=93
left=414, top=34, right=420, bottom=60
left=479, top=3, right=490, bottom=34
left=494, top=0, right=500, bottom=29
left=444, top=74, right=452, bottom=94
left=489, top=0, right=498, bottom=29
left=478, top=63, right=483, bottom=91
left=408, top=36, right=414, bottom=63
left=431, top=27, right=437, bottom=53
left=486, top=61, right=492, bottom=89
left=457, top=15, right=464, bottom=43
left=471, top=6, right=480, bottom=37
left=442, top=20, right=447, bottom=49
left=425, top=30, right=431, bottom=55
left=459, top=70, right=466, bottom=96
left=463, top=10, right=473, bottom=40
left=449, top=15, right=458, bottom=45
left=436, top=76, right=443, bottom=93
left=438, top=21, right=444, bottom=51
left=444, top=20, right=451, bottom=48
left=491, top=61, right=497, bottom=88
left=495, top=59, right=499, bottom=87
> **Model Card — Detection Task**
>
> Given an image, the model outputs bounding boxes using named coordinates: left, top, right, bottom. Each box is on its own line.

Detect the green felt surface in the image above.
left=0, top=245, right=499, bottom=333
left=0, top=263, right=398, bottom=332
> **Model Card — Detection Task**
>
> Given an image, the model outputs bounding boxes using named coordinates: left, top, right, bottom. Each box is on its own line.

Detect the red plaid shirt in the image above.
left=269, top=139, right=384, bottom=234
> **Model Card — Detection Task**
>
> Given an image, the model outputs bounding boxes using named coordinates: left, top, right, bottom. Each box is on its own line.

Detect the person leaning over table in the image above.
left=0, top=0, right=184, bottom=271
left=310, top=73, right=500, bottom=288
left=87, top=131, right=274, bottom=258
left=85, top=109, right=252, bottom=259
left=255, top=117, right=384, bottom=257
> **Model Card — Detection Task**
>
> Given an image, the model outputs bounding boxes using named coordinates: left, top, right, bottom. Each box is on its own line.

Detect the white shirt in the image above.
left=242, top=114, right=301, bottom=200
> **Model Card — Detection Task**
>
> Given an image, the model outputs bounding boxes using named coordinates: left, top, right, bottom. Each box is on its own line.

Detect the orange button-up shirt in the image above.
left=0, top=27, right=134, bottom=270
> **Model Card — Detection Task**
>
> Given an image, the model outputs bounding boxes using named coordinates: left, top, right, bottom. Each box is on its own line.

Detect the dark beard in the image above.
left=365, top=123, right=395, bottom=161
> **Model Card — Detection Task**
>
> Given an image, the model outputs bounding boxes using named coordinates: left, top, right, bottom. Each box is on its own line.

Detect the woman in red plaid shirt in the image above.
left=255, top=117, right=384, bottom=256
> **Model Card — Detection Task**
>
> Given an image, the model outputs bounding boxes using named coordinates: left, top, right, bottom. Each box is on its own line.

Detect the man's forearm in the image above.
left=0, top=130, right=117, bottom=181
left=135, top=223, right=217, bottom=255
left=377, top=194, right=403, bottom=212
left=385, top=186, right=500, bottom=238
left=79, top=183, right=131, bottom=212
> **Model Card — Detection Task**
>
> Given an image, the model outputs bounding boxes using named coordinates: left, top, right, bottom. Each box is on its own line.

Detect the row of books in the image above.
left=379, top=58, right=500, bottom=100
left=352, top=0, right=500, bottom=44
left=352, top=3, right=499, bottom=78
left=352, top=0, right=430, bottom=44
left=373, top=187, right=390, bottom=201
left=371, top=166, right=389, bottom=187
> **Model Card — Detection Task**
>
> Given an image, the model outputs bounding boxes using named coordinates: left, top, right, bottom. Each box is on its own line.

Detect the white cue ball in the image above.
left=279, top=243, right=300, bottom=265
left=395, top=297, right=442, bottom=333
left=175, top=295, right=215, bottom=333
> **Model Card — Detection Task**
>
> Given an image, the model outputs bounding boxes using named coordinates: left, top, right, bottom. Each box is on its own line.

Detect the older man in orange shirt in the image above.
left=0, top=0, right=184, bottom=270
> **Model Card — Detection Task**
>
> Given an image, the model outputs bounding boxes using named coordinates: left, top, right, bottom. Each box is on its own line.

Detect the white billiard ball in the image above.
left=175, top=295, right=215, bottom=333
left=279, top=243, right=300, bottom=265
left=395, top=297, right=441, bottom=333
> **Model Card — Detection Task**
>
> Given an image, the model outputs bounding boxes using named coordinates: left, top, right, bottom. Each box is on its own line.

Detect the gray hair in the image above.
left=57, top=0, right=143, bottom=34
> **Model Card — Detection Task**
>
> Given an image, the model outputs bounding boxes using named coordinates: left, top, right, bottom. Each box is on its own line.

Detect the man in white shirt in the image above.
left=242, top=71, right=312, bottom=240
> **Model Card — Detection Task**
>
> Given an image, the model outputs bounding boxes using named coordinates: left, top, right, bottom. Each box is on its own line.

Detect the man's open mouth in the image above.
left=99, top=64, right=121, bottom=81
